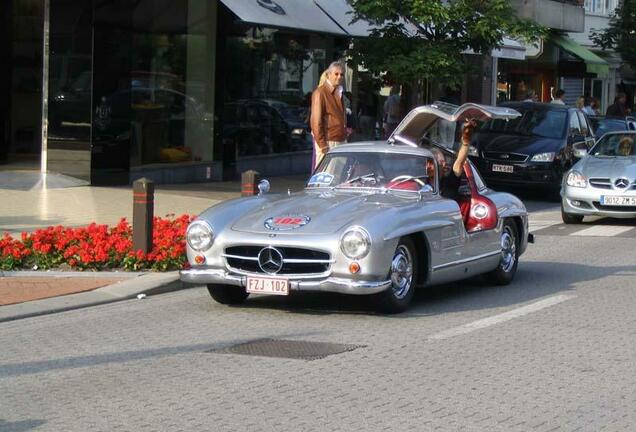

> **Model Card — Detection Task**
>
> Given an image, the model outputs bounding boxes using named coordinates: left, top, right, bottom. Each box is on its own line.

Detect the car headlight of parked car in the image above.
left=340, top=227, right=371, bottom=259
left=467, top=145, right=479, bottom=157
left=186, top=220, right=214, bottom=251
left=530, top=152, right=556, bottom=162
left=566, top=171, right=587, bottom=188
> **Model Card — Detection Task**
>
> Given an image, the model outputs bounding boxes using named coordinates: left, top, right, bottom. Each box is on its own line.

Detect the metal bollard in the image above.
left=241, top=170, right=261, bottom=196
left=133, top=177, right=154, bottom=253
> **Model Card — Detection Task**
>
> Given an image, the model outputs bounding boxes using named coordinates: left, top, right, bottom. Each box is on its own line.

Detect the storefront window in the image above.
left=220, top=26, right=326, bottom=159
left=92, top=0, right=215, bottom=179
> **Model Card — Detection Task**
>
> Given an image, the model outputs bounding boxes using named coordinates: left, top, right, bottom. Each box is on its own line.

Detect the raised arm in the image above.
left=452, top=119, right=477, bottom=177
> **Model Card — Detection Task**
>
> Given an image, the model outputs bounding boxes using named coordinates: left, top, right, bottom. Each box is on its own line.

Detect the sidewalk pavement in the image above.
left=0, top=171, right=308, bottom=321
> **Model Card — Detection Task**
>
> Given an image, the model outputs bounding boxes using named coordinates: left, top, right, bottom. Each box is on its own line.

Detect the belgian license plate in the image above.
left=492, top=164, right=514, bottom=173
left=601, top=196, right=636, bottom=206
left=246, top=277, right=289, bottom=295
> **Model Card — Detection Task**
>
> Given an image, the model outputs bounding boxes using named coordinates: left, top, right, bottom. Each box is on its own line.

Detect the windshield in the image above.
left=307, top=152, right=435, bottom=192
left=589, top=118, right=627, bottom=138
left=590, top=134, right=636, bottom=157
left=480, top=108, right=566, bottom=139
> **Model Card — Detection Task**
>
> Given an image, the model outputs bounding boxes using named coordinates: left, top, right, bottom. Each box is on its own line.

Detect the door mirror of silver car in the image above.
left=258, top=179, right=271, bottom=195
left=573, top=145, right=588, bottom=159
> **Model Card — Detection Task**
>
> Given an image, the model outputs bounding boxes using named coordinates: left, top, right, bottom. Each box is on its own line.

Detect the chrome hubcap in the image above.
left=390, top=245, right=413, bottom=299
left=500, top=226, right=516, bottom=273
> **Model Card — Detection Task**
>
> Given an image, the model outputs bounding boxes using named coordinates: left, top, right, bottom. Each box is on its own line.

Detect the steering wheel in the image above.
left=388, top=175, right=427, bottom=187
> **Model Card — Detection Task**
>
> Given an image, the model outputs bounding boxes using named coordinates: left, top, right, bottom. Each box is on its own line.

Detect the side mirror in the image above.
left=257, top=179, right=270, bottom=195
left=573, top=143, right=588, bottom=159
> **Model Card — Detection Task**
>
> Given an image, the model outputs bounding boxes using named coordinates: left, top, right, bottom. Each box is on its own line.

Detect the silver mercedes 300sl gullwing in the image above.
left=180, top=103, right=533, bottom=313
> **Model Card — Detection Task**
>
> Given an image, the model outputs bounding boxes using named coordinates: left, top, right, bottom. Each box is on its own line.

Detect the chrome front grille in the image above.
left=483, top=152, right=528, bottom=163
left=589, top=178, right=636, bottom=190
left=589, top=178, right=612, bottom=189
left=223, top=246, right=332, bottom=275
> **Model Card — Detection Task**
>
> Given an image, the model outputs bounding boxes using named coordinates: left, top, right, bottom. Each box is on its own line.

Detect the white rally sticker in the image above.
left=307, top=172, right=334, bottom=187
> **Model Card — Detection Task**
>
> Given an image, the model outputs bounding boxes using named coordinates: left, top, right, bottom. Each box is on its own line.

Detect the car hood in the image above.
left=474, top=132, right=562, bottom=155
left=577, top=155, right=636, bottom=179
left=231, top=189, right=416, bottom=235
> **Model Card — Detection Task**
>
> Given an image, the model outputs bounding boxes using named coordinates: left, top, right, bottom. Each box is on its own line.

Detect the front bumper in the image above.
left=180, top=268, right=391, bottom=295
left=561, top=185, right=636, bottom=218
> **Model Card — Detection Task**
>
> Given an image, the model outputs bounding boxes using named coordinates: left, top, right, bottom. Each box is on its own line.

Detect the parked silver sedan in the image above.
left=181, top=103, right=532, bottom=313
left=561, top=131, right=636, bottom=223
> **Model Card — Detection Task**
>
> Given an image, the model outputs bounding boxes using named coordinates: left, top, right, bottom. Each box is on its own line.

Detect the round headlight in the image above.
left=340, top=227, right=371, bottom=259
left=186, top=221, right=213, bottom=251
left=566, top=171, right=587, bottom=188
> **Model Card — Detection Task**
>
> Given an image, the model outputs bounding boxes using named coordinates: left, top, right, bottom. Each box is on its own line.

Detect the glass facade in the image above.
left=47, top=0, right=217, bottom=184
left=2, top=0, right=43, bottom=166
left=216, top=3, right=348, bottom=177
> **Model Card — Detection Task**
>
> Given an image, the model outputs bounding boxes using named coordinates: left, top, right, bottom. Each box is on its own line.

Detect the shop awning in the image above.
left=551, top=35, right=609, bottom=78
left=220, top=0, right=348, bottom=35
left=314, top=0, right=378, bottom=37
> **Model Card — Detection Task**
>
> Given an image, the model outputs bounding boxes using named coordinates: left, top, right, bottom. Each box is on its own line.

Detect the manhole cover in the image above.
left=209, top=339, right=365, bottom=361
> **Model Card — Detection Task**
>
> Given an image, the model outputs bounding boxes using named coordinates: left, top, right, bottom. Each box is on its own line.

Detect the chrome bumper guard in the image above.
left=180, top=269, right=391, bottom=295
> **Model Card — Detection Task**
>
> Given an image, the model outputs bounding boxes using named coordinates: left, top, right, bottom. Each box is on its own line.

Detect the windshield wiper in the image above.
left=340, top=172, right=377, bottom=185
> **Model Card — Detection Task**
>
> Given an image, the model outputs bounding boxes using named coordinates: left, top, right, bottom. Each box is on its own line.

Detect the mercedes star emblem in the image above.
left=614, top=178, right=630, bottom=189
left=258, top=247, right=284, bottom=274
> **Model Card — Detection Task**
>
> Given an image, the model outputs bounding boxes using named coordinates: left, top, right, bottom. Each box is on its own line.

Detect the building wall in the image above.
left=568, top=2, right=620, bottom=112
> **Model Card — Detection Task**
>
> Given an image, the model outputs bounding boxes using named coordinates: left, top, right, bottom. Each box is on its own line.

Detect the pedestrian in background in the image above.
left=310, top=62, right=347, bottom=169
left=551, top=89, right=566, bottom=105
left=575, top=96, right=585, bottom=111
left=591, top=98, right=602, bottom=115
left=523, top=89, right=538, bottom=102
left=582, top=97, right=596, bottom=116
left=383, top=86, right=401, bottom=137
left=606, top=93, right=629, bottom=117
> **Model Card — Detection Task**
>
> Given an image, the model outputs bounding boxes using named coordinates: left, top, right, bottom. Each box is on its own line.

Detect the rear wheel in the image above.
left=561, top=202, right=584, bottom=224
left=486, top=219, right=518, bottom=285
left=207, top=284, right=249, bottom=305
left=375, top=237, right=418, bottom=314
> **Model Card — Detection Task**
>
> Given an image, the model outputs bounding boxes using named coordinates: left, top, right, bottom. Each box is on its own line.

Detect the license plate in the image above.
left=246, top=277, right=289, bottom=295
left=492, top=164, right=514, bottom=173
left=600, top=196, right=636, bottom=206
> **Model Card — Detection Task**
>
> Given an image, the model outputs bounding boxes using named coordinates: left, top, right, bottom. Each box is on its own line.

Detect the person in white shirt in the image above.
left=551, top=89, right=565, bottom=105
left=582, top=97, right=596, bottom=116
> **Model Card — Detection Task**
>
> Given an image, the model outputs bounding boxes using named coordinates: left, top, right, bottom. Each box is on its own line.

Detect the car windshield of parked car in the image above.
left=590, top=134, right=636, bottom=157
left=589, top=118, right=627, bottom=137
left=307, top=152, right=434, bottom=192
left=479, top=108, right=566, bottom=139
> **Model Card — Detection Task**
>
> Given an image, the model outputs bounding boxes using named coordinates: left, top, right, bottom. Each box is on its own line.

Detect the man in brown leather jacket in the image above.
left=310, top=61, right=347, bottom=168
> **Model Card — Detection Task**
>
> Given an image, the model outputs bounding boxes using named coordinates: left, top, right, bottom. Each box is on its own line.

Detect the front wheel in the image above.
left=561, top=202, right=584, bottom=224
left=375, top=237, right=418, bottom=314
left=207, top=284, right=249, bottom=305
left=485, top=220, right=518, bottom=285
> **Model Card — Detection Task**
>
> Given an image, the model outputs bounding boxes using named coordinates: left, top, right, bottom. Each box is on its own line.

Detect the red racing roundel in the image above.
left=264, top=215, right=311, bottom=231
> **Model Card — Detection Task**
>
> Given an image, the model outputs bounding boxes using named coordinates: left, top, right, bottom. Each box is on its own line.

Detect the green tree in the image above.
left=348, top=0, right=545, bottom=90
left=590, top=0, right=636, bottom=69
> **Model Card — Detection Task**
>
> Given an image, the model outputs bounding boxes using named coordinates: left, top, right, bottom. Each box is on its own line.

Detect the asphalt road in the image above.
left=2, top=196, right=636, bottom=432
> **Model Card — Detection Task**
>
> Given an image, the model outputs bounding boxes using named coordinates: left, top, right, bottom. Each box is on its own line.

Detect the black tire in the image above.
left=375, top=237, right=419, bottom=314
left=561, top=202, right=584, bottom=224
left=486, top=219, right=519, bottom=285
left=207, top=284, right=249, bottom=305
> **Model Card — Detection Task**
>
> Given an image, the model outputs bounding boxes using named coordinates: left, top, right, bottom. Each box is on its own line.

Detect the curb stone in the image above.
left=0, top=271, right=186, bottom=323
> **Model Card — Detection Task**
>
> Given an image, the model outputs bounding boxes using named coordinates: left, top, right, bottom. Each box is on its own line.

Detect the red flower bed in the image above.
left=0, top=215, right=195, bottom=271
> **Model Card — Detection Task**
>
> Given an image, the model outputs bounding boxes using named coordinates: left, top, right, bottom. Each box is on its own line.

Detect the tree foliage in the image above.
left=348, top=0, right=546, bottom=88
left=590, top=0, right=636, bottom=70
